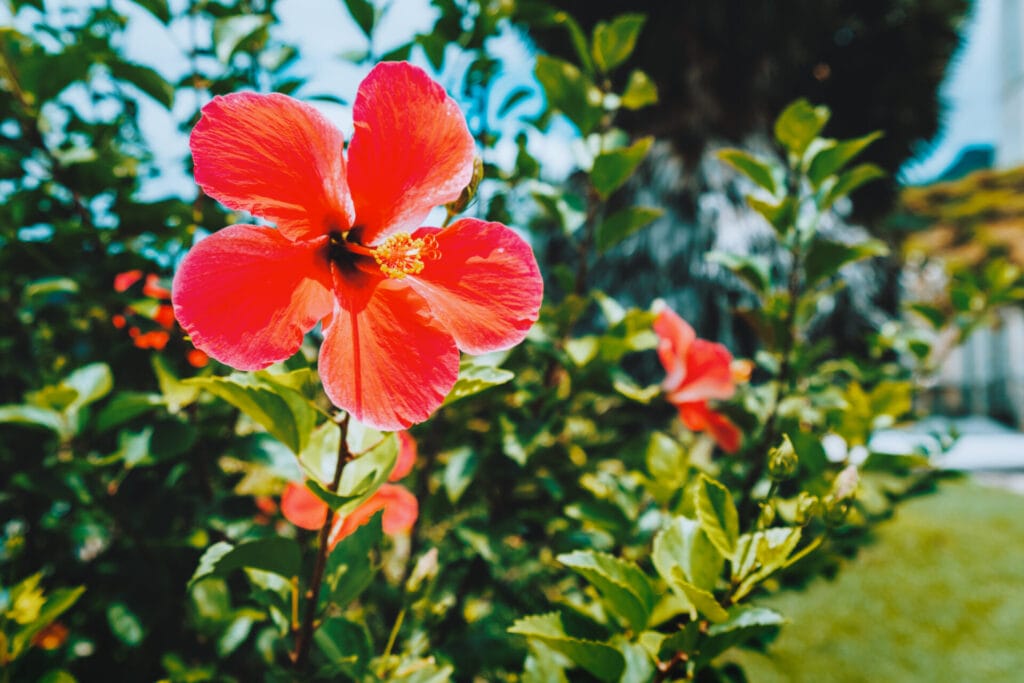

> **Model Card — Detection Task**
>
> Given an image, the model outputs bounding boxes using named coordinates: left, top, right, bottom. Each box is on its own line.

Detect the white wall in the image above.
left=999, top=0, right=1024, bottom=166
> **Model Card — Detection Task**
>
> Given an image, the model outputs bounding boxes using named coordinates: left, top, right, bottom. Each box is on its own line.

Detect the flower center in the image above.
left=372, top=233, right=440, bottom=279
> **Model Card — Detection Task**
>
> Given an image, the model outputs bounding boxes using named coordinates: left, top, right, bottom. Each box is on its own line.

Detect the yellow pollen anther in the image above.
left=373, top=233, right=440, bottom=279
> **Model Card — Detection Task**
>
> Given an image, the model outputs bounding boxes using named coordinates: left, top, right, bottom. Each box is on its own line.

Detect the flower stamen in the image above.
left=373, top=233, right=440, bottom=279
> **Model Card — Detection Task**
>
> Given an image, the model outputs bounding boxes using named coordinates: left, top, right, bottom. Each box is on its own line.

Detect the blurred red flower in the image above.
left=114, top=270, right=143, bottom=292
left=281, top=430, right=419, bottom=549
left=653, top=303, right=747, bottom=453
left=172, top=61, right=543, bottom=430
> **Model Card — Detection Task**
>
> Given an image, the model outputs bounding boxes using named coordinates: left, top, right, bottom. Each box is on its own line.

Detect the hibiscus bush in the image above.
left=0, top=1, right=1000, bottom=682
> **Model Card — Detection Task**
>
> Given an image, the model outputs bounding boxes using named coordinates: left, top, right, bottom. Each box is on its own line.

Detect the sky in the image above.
left=898, top=0, right=1001, bottom=184
left=1, top=0, right=1002, bottom=194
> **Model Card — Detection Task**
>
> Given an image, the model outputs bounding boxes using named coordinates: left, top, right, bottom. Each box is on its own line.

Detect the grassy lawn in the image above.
left=727, top=478, right=1024, bottom=682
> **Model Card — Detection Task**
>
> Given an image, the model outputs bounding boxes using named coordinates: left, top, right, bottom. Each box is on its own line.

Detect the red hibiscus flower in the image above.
left=281, top=430, right=419, bottom=549
left=653, top=302, right=748, bottom=453
left=172, top=62, right=543, bottom=430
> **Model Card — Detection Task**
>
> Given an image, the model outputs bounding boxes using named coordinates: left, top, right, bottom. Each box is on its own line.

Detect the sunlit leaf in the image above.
left=509, top=613, right=624, bottom=682
left=591, top=14, right=645, bottom=74
left=591, top=137, right=653, bottom=199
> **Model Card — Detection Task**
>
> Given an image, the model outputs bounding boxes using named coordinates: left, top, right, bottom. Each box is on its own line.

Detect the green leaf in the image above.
left=0, top=404, right=66, bottom=436
left=184, top=372, right=318, bottom=454
left=442, top=358, right=515, bottom=406
left=107, top=602, right=145, bottom=646
left=130, top=0, right=170, bottom=23
left=804, top=237, right=889, bottom=288
left=747, top=195, right=796, bottom=235
left=695, top=607, right=785, bottom=667
left=551, top=10, right=594, bottom=76
left=151, top=356, right=200, bottom=414
left=217, top=614, right=254, bottom=657
left=669, top=569, right=729, bottom=623
left=63, top=363, right=113, bottom=412
left=596, top=206, right=662, bottom=252
left=707, top=251, right=772, bottom=294
left=557, top=551, right=656, bottom=632
left=108, top=59, right=174, bottom=108
left=9, top=586, right=84, bottom=657
left=807, top=131, right=882, bottom=187
left=591, top=13, right=645, bottom=74
left=820, top=163, right=885, bottom=210
left=95, top=392, right=162, bottom=433
left=443, top=447, right=479, bottom=504
left=416, top=32, right=446, bottom=70
left=534, top=54, right=602, bottom=135
left=591, top=137, right=653, bottom=199
left=774, top=99, right=830, bottom=159
left=509, top=613, right=625, bottom=682
left=717, top=148, right=778, bottom=195
left=189, top=538, right=302, bottom=586
left=695, top=475, right=739, bottom=557
left=37, top=671, right=76, bottom=683
left=620, top=69, right=658, bottom=110
left=23, top=276, right=78, bottom=299
left=731, top=527, right=803, bottom=600
left=315, top=616, right=372, bottom=675
left=652, top=516, right=723, bottom=593
left=344, top=0, right=376, bottom=37
left=644, top=432, right=688, bottom=503
left=212, top=15, right=272, bottom=63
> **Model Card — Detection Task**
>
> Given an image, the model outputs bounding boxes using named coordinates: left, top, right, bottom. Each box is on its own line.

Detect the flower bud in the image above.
left=445, top=157, right=484, bottom=216
left=767, top=434, right=798, bottom=481
left=831, top=464, right=859, bottom=502
left=795, top=492, right=820, bottom=525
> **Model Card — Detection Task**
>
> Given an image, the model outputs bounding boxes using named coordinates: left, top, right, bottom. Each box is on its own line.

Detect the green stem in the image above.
left=291, top=413, right=354, bottom=669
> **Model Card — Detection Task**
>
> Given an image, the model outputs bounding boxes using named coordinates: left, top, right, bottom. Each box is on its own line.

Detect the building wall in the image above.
left=1000, top=0, right=1024, bottom=166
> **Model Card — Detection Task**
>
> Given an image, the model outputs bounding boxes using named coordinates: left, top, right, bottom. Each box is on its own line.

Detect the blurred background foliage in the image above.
left=2, top=0, right=1022, bottom=681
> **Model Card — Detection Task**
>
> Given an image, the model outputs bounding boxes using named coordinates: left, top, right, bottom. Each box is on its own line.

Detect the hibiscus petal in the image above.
left=191, top=92, right=353, bottom=241
left=390, top=431, right=417, bottom=482
left=678, top=402, right=742, bottom=454
left=347, top=62, right=475, bottom=244
left=653, top=304, right=697, bottom=390
left=319, top=271, right=459, bottom=431
left=330, top=484, right=419, bottom=545
left=405, top=219, right=543, bottom=354
left=172, top=225, right=332, bottom=370
left=281, top=481, right=328, bottom=530
left=667, top=339, right=736, bottom=404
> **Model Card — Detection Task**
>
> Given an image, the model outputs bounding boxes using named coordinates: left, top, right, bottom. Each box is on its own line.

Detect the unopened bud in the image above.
left=405, top=547, right=439, bottom=594
left=795, top=492, right=820, bottom=525
left=445, top=157, right=484, bottom=216
left=767, top=434, right=798, bottom=481
left=757, top=501, right=776, bottom=528
left=831, top=464, right=859, bottom=502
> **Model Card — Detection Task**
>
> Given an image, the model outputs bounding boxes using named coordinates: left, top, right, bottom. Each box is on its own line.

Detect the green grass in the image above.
left=727, top=479, right=1024, bottom=682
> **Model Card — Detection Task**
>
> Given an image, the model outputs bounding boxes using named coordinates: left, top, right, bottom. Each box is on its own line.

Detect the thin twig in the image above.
left=291, top=412, right=354, bottom=668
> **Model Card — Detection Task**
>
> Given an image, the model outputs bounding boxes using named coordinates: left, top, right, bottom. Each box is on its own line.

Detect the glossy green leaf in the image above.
left=695, top=607, right=785, bottom=666
left=620, top=69, right=658, bottom=110
left=718, top=148, right=778, bottom=195
left=442, top=358, right=515, bottom=406
left=820, top=163, right=886, bottom=210
left=108, top=59, right=174, bottom=108
left=151, top=356, right=200, bottom=414
left=212, top=15, right=272, bottom=63
left=344, top=0, right=376, bottom=37
left=534, top=54, right=602, bottom=135
left=747, top=195, right=796, bottom=235
left=557, top=550, right=656, bottom=632
left=591, top=14, right=645, bottom=74
left=652, top=516, right=723, bottom=593
left=130, top=0, right=170, bottom=23
left=217, top=614, right=254, bottom=657
left=189, top=538, right=302, bottom=586
left=443, top=447, right=479, bottom=503
left=774, top=98, right=830, bottom=159
left=63, top=363, right=113, bottom=412
left=95, top=392, right=163, bottom=433
left=807, top=131, right=882, bottom=187
left=509, top=613, right=625, bottom=682
left=669, top=569, right=729, bottom=623
left=695, top=475, right=739, bottom=557
left=591, top=137, right=653, bottom=199
left=707, top=251, right=772, bottom=294
left=804, top=237, right=889, bottom=288
left=644, top=432, right=688, bottom=503
left=315, top=616, right=372, bottom=675
left=184, top=372, right=318, bottom=455
left=0, top=404, right=66, bottom=436
left=596, top=206, right=662, bottom=252
left=23, top=276, right=78, bottom=299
